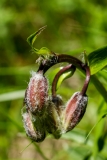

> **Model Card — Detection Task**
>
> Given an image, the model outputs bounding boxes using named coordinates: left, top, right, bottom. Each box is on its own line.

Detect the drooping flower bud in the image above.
left=45, top=95, right=64, bottom=139
left=21, top=106, right=46, bottom=142
left=24, top=70, right=48, bottom=115
left=63, top=91, right=88, bottom=132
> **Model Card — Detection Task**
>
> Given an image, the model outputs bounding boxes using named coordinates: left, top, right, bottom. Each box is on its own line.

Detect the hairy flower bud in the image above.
left=63, top=92, right=88, bottom=132
left=24, top=71, right=48, bottom=115
left=21, top=106, right=46, bottom=142
left=45, top=96, right=64, bottom=139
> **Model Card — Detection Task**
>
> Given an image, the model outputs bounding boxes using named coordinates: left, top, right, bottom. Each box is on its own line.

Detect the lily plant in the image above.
left=21, top=26, right=107, bottom=142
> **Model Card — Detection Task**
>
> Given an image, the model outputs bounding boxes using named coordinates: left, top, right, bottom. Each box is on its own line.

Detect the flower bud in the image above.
left=45, top=96, right=64, bottom=139
left=52, top=95, right=64, bottom=115
left=21, top=106, right=46, bottom=142
left=63, top=92, right=88, bottom=132
left=24, top=71, right=48, bottom=115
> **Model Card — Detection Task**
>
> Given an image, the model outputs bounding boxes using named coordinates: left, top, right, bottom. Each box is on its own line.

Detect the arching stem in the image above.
left=37, top=54, right=91, bottom=95
left=38, top=54, right=85, bottom=73
left=52, top=64, right=76, bottom=97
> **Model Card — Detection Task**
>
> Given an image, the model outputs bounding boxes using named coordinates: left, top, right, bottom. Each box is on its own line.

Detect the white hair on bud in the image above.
left=25, top=71, right=49, bottom=114
left=66, top=91, right=88, bottom=108
left=75, top=91, right=88, bottom=109
left=62, top=91, right=88, bottom=132
left=21, top=107, right=45, bottom=142
left=30, top=70, right=36, bottom=77
left=21, top=109, right=37, bottom=139
left=30, top=71, right=44, bottom=82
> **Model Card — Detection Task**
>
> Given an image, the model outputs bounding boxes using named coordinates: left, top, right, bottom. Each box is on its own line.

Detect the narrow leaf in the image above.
left=55, top=65, right=76, bottom=91
left=27, top=25, right=47, bottom=47
left=85, top=113, right=107, bottom=142
left=57, top=69, right=74, bottom=90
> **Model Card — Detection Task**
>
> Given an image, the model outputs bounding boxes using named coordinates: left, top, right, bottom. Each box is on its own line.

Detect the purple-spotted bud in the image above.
left=24, top=70, right=48, bottom=115
left=21, top=106, right=46, bottom=142
left=63, top=91, right=88, bottom=132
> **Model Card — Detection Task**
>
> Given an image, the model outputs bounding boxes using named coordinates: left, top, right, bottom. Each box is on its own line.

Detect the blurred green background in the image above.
left=0, top=0, right=107, bottom=160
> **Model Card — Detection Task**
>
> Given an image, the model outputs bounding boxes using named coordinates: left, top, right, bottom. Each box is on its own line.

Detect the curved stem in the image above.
left=38, top=54, right=91, bottom=95
left=58, top=54, right=85, bottom=70
left=38, top=54, right=85, bottom=74
left=52, top=64, right=76, bottom=97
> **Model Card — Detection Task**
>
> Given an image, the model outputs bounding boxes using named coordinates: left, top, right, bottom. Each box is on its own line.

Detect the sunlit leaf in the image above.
left=88, top=46, right=107, bottom=75
left=34, top=47, right=51, bottom=55
left=56, top=67, right=75, bottom=90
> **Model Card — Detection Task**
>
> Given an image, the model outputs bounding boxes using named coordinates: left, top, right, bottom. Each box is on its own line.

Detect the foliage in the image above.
left=0, top=0, right=107, bottom=160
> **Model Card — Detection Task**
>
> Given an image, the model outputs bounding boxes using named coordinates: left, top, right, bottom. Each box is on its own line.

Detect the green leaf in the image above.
left=91, top=75, right=107, bottom=103
left=88, top=46, right=107, bottom=75
left=27, top=26, right=52, bottom=57
left=56, top=68, right=75, bottom=90
left=34, top=47, right=51, bottom=55
left=27, top=25, right=47, bottom=47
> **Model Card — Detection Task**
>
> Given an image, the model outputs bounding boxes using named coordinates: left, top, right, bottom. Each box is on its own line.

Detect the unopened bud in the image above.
left=24, top=71, right=48, bottom=115
left=52, top=95, right=64, bottom=115
left=63, top=92, right=88, bottom=132
left=21, top=106, right=46, bottom=142
left=45, top=96, right=64, bottom=139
